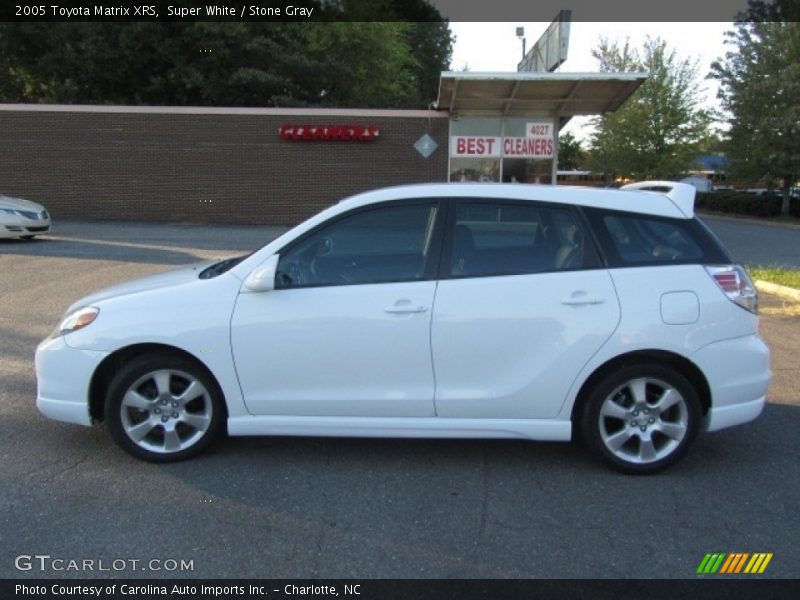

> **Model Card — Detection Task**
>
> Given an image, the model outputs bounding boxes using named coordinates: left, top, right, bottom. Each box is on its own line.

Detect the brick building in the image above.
left=0, top=105, right=448, bottom=225
left=0, top=72, right=646, bottom=226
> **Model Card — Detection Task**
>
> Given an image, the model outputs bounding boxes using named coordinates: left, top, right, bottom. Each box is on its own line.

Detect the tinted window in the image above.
left=276, top=203, right=438, bottom=288
left=449, top=201, right=596, bottom=277
left=602, top=215, right=704, bottom=263
left=584, top=208, right=731, bottom=267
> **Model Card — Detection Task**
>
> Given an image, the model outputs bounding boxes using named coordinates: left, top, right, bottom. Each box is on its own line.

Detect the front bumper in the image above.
left=1, top=220, right=51, bottom=238
left=692, top=334, right=771, bottom=432
left=35, top=335, right=108, bottom=427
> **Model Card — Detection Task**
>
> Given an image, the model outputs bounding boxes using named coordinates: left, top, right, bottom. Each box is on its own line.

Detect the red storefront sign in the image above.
left=279, top=124, right=380, bottom=142
left=451, top=136, right=501, bottom=156
left=502, top=137, right=554, bottom=157
left=450, top=135, right=554, bottom=159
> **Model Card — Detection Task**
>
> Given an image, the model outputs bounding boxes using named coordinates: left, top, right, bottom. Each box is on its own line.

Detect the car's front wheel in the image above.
left=580, top=364, right=701, bottom=474
left=105, top=353, right=225, bottom=462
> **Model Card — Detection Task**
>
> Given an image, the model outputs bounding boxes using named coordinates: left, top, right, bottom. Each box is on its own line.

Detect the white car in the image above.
left=35, top=182, right=770, bottom=473
left=0, top=194, right=51, bottom=239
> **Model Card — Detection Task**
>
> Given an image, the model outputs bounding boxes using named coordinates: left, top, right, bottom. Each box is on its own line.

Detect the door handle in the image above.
left=384, top=301, right=428, bottom=314
left=561, top=291, right=605, bottom=306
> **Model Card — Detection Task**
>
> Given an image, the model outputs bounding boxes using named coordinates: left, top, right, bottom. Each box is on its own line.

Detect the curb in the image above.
left=755, top=280, right=800, bottom=302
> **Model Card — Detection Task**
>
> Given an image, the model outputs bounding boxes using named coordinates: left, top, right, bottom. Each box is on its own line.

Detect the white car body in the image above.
left=35, top=182, right=771, bottom=473
left=0, top=194, right=51, bottom=239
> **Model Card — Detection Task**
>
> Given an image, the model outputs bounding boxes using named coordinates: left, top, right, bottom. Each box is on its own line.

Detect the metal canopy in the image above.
left=436, top=71, right=648, bottom=119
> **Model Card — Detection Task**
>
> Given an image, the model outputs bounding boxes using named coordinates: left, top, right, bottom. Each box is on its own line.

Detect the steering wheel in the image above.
left=310, top=257, right=355, bottom=285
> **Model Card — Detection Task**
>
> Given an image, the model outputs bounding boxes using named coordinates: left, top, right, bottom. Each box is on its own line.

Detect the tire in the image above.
left=21, top=235, right=36, bottom=240
left=104, top=353, right=225, bottom=462
left=580, top=363, right=701, bottom=475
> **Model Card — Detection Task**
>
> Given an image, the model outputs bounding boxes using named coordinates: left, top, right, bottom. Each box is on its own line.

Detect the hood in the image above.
left=66, top=261, right=215, bottom=313
left=0, top=195, right=46, bottom=212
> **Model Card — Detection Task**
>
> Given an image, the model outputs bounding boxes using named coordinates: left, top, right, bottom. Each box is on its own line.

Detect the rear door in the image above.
left=432, top=199, right=621, bottom=419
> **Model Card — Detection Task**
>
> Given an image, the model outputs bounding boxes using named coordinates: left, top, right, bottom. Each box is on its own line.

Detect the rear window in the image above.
left=584, top=208, right=730, bottom=267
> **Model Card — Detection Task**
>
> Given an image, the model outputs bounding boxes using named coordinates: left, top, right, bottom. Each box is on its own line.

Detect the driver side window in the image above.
left=275, top=203, right=439, bottom=289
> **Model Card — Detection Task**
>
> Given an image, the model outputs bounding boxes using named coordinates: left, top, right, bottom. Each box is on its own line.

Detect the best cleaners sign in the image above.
left=450, top=120, right=555, bottom=159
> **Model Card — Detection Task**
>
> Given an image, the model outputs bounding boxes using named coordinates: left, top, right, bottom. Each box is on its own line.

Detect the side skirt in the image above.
left=227, top=415, right=572, bottom=441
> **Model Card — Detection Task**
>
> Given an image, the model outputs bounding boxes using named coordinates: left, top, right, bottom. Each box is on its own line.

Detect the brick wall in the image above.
left=0, top=107, right=450, bottom=226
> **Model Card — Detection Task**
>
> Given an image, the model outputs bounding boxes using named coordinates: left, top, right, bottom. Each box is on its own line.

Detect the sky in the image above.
left=449, top=22, right=734, bottom=140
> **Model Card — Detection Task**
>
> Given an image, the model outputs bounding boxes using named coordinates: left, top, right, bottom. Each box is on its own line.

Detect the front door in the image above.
left=231, top=201, right=443, bottom=417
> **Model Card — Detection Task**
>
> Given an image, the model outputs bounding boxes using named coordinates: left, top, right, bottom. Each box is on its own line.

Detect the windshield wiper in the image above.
left=198, top=255, right=246, bottom=279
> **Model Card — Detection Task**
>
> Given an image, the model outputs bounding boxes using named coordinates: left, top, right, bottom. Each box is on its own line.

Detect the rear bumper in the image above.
left=35, top=335, right=107, bottom=427
left=705, top=396, right=765, bottom=432
left=692, top=334, right=771, bottom=432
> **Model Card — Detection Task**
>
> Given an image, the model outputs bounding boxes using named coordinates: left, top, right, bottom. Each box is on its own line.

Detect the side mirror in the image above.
left=243, top=255, right=279, bottom=293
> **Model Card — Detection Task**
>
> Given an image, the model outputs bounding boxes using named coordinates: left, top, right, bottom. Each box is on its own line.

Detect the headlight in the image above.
left=53, top=306, right=100, bottom=337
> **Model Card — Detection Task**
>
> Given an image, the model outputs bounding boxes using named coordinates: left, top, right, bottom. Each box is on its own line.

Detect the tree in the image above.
left=710, top=1, right=800, bottom=216
left=0, top=23, right=318, bottom=106
left=557, top=132, right=586, bottom=171
left=406, top=21, right=453, bottom=107
left=0, top=4, right=452, bottom=108
left=306, top=22, right=420, bottom=108
left=587, top=37, right=711, bottom=182
left=320, top=0, right=453, bottom=107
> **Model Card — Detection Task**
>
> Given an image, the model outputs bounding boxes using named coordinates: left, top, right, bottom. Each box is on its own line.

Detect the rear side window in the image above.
left=584, top=208, right=730, bottom=267
left=449, top=201, right=598, bottom=277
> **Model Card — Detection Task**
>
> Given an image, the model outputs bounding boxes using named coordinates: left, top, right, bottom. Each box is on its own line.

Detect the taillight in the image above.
left=705, top=265, right=758, bottom=314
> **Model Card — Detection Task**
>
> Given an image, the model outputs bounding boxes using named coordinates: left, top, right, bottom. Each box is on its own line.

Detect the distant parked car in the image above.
left=0, top=194, right=51, bottom=239
left=35, top=181, right=770, bottom=473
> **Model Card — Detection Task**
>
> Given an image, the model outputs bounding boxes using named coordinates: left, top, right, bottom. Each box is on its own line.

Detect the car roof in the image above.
left=338, top=182, right=694, bottom=219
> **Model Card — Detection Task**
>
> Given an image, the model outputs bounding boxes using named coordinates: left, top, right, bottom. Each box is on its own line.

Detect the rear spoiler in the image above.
left=620, top=181, right=696, bottom=218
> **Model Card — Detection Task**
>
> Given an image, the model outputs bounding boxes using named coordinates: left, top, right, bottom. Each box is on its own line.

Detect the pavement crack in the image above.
left=25, top=453, right=91, bottom=485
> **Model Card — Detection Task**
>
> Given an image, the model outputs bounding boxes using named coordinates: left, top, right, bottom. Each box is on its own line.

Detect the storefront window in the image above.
left=502, top=158, right=552, bottom=184
left=449, top=157, right=501, bottom=182
left=449, top=116, right=556, bottom=184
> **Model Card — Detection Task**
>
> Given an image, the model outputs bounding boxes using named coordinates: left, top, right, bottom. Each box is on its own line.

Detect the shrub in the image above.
left=696, top=191, right=799, bottom=218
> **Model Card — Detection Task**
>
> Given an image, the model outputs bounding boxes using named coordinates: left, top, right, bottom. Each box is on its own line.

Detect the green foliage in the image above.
left=557, top=132, right=586, bottom=170
left=406, top=21, right=453, bottom=107
left=749, top=267, right=800, bottom=289
left=587, top=37, right=711, bottom=182
left=313, top=0, right=453, bottom=107
left=0, top=15, right=452, bottom=108
left=710, top=3, right=800, bottom=216
left=696, top=191, right=800, bottom=218
left=306, top=22, right=418, bottom=108
left=737, top=0, right=800, bottom=21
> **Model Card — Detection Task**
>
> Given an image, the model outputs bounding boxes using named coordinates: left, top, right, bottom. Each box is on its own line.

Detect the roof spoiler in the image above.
left=620, top=181, right=696, bottom=218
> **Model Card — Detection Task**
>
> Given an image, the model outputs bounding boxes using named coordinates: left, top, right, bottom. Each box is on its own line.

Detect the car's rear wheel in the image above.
left=580, top=364, right=701, bottom=474
left=105, top=353, right=224, bottom=462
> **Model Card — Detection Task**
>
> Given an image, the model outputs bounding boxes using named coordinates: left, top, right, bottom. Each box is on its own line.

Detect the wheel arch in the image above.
left=570, top=350, right=712, bottom=425
left=89, top=343, right=226, bottom=422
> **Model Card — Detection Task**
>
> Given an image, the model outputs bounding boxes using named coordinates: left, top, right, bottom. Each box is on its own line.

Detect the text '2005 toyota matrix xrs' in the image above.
left=35, top=182, right=770, bottom=474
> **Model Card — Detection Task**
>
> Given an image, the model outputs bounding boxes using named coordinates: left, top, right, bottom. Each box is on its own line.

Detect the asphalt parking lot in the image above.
left=1, top=217, right=798, bottom=579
